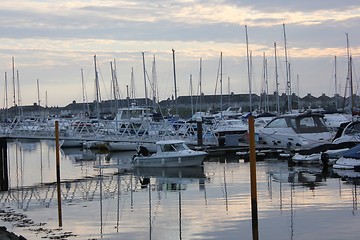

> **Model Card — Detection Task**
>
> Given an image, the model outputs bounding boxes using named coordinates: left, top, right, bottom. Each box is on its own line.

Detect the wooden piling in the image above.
left=197, top=117, right=203, bottom=146
left=0, top=138, right=8, bottom=191
left=248, top=116, right=259, bottom=240
left=55, top=121, right=62, bottom=227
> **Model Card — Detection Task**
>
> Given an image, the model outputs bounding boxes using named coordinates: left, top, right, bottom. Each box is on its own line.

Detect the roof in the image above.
left=156, top=140, right=185, bottom=145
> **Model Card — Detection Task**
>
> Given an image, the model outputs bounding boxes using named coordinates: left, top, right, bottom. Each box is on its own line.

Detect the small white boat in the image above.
left=333, top=157, right=360, bottom=170
left=132, top=140, right=207, bottom=167
left=333, top=144, right=360, bottom=170
left=332, top=121, right=360, bottom=144
left=292, top=153, right=321, bottom=165
left=83, top=140, right=108, bottom=150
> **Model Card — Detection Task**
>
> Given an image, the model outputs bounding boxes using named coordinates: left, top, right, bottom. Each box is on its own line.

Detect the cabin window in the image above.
left=267, top=118, right=288, bottom=128
left=296, top=116, right=328, bottom=133
left=162, top=144, right=176, bottom=152
left=173, top=143, right=187, bottom=151
left=344, top=123, right=360, bottom=135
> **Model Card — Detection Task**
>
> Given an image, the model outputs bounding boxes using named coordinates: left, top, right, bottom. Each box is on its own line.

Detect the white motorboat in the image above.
left=291, top=143, right=353, bottom=166
left=333, top=157, right=360, bottom=170
left=333, top=144, right=360, bottom=170
left=256, top=112, right=333, bottom=150
left=132, top=140, right=207, bottom=167
left=332, top=120, right=360, bottom=144
left=213, top=118, right=248, bottom=146
left=213, top=119, right=248, bottom=137
left=292, top=153, right=321, bottom=165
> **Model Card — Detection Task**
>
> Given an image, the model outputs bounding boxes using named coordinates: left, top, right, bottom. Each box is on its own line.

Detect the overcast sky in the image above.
left=0, top=0, right=359, bottom=107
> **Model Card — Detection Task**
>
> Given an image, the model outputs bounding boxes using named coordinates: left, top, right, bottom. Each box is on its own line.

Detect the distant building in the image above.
left=0, top=92, right=355, bottom=120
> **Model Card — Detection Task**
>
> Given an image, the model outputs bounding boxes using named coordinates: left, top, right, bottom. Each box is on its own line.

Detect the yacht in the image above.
left=256, top=112, right=333, bottom=150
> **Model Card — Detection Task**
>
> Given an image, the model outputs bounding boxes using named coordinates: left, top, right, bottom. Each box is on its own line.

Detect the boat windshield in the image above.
left=343, top=122, right=360, bottom=135
left=161, top=142, right=188, bottom=152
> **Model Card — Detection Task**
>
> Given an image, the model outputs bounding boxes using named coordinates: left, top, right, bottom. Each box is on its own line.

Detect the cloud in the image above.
left=0, top=0, right=359, bottom=106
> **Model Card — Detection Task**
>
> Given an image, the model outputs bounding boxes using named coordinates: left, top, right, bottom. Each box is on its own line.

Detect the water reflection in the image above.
left=0, top=141, right=360, bottom=239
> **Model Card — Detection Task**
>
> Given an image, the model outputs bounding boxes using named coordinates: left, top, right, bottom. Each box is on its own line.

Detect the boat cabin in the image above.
left=157, top=140, right=189, bottom=153
left=264, top=113, right=328, bottom=133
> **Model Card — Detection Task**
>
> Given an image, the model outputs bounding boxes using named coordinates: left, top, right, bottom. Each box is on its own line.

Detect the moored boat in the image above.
left=333, top=144, right=360, bottom=170
left=132, top=140, right=207, bottom=167
left=256, top=112, right=333, bottom=151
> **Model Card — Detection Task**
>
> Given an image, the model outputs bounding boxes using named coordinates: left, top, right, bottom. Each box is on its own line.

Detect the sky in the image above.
left=0, top=0, right=360, bottom=107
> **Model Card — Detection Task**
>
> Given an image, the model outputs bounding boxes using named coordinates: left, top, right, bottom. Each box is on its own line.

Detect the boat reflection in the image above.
left=268, top=165, right=330, bottom=189
left=133, top=166, right=206, bottom=180
left=2, top=138, right=360, bottom=239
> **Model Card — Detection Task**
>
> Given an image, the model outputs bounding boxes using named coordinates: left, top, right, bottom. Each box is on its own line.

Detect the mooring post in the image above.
left=196, top=117, right=203, bottom=146
left=248, top=116, right=259, bottom=240
left=0, top=137, right=8, bottom=191
left=55, top=121, right=63, bottom=227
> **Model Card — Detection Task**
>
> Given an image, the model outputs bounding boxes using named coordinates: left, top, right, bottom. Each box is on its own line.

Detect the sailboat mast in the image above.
left=283, top=23, right=291, bottom=112
left=199, top=58, right=202, bottom=112
left=220, top=52, right=223, bottom=116
left=263, top=53, right=269, bottom=112
left=130, top=67, right=135, bottom=104
left=80, top=69, right=87, bottom=116
left=190, top=74, right=194, bottom=116
left=4, top=72, right=8, bottom=110
left=228, top=76, right=231, bottom=108
left=297, top=74, right=300, bottom=109
left=274, top=42, right=280, bottom=114
left=172, top=49, right=178, bottom=116
left=345, top=33, right=354, bottom=113
left=141, top=52, right=148, bottom=107
left=12, top=57, right=16, bottom=107
left=113, top=59, right=120, bottom=110
left=16, top=70, right=21, bottom=116
left=334, top=56, right=338, bottom=110
left=4, top=72, right=8, bottom=120
left=93, top=55, right=100, bottom=118
left=350, top=56, right=354, bottom=113
left=245, top=25, right=252, bottom=112
left=37, top=79, right=40, bottom=106
left=151, top=55, right=157, bottom=110
left=110, top=61, right=116, bottom=113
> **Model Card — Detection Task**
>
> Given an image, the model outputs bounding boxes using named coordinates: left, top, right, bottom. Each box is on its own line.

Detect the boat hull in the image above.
left=333, top=157, right=360, bottom=170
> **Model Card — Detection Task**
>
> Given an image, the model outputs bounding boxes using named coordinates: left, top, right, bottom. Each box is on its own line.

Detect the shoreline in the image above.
left=0, top=226, right=26, bottom=240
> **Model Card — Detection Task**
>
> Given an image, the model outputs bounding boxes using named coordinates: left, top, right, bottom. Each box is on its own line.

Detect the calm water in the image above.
left=0, top=139, right=359, bottom=240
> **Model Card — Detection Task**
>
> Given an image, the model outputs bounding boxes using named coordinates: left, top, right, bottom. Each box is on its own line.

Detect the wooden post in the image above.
left=55, top=121, right=62, bottom=227
left=196, top=117, right=203, bottom=146
left=0, top=138, right=8, bottom=191
left=248, top=116, right=259, bottom=240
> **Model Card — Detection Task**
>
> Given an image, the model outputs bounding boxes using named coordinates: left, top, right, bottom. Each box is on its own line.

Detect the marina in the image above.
left=0, top=139, right=359, bottom=240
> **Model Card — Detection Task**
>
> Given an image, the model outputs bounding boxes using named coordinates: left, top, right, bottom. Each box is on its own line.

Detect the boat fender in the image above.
left=178, top=157, right=181, bottom=164
left=162, top=158, right=165, bottom=166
